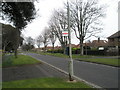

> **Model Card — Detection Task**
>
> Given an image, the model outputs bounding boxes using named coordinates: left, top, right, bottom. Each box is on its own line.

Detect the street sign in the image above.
left=62, top=29, right=68, bottom=36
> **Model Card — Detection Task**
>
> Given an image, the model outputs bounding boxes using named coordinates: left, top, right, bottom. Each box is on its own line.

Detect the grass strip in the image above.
left=77, top=58, right=119, bottom=67
left=2, top=55, right=40, bottom=67
left=3, top=77, right=93, bottom=88
left=34, top=52, right=119, bottom=67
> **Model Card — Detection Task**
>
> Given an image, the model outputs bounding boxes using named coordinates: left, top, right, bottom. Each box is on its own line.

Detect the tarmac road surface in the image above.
left=25, top=53, right=119, bottom=89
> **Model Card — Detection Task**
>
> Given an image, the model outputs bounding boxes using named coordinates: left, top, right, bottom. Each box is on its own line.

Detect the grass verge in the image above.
left=34, top=52, right=119, bottom=67
left=2, top=55, right=40, bottom=67
left=3, top=77, right=93, bottom=88
left=77, top=58, right=119, bottom=67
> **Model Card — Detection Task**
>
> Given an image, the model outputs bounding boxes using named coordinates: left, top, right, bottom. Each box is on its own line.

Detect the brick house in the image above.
left=107, top=31, right=120, bottom=49
left=83, top=38, right=108, bottom=49
left=89, top=40, right=107, bottom=48
left=107, top=31, right=120, bottom=55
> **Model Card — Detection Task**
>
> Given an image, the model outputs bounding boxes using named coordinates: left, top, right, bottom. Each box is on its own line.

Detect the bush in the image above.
left=83, top=46, right=91, bottom=50
left=106, top=49, right=119, bottom=56
left=84, top=50, right=105, bottom=56
left=47, top=49, right=63, bottom=54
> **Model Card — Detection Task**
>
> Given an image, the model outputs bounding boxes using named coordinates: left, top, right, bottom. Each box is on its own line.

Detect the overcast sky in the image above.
left=1, top=0, right=119, bottom=46
left=21, top=0, right=120, bottom=46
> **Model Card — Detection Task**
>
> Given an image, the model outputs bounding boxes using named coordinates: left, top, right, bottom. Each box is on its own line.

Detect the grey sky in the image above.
left=0, top=0, right=119, bottom=46
left=21, top=0, right=119, bottom=46
left=118, top=1, right=120, bottom=30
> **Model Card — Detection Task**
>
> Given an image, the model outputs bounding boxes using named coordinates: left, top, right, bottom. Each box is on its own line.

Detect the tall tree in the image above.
left=1, top=2, right=36, bottom=57
left=2, top=23, right=23, bottom=57
left=42, top=27, right=50, bottom=52
left=69, top=0, right=105, bottom=55
left=22, top=36, right=34, bottom=51
left=49, top=9, right=68, bottom=54
left=36, top=35, right=43, bottom=48
left=49, top=29, right=57, bottom=52
left=21, top=43, right=34, bottom=51
left=25, top=36, right=34, bottom=46
left=1, top=2, right=36, bottom=30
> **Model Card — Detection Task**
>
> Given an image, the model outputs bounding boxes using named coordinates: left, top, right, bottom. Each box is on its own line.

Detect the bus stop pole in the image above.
left=67, top=1, right=74, bottom=81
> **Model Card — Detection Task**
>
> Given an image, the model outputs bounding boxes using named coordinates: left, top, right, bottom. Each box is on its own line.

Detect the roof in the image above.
left=76, top=40, right=108, bottom=48
left=108, top=31, right=120, bottom=39
left=91, top=40, right=108, bottom=47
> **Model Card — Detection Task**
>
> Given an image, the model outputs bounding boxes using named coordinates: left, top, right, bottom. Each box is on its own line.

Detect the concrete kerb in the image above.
left=26, top=54, right=106, bottom=90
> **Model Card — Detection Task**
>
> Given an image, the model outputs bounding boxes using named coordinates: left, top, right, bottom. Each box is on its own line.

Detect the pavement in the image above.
left=24, top=53, right=119, bottom=89
left=3, top=63, right=68, bottom=82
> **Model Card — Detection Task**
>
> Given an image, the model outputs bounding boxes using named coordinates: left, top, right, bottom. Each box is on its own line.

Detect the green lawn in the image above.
left=2, top=55, right=41, bottom=67
left=3, top=77, right=93, bottom=88
left=72, top=54, right=119, bottom=66
left=35, top=52, right=119, bottom=67
left=77, top=58, right=119, bottom=66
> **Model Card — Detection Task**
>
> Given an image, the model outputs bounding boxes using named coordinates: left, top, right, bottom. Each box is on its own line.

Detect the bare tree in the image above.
left=42, top=27, right=51, bottom=52
left=49, top=28, right=57, bottom=52
left=69, top=0, right=105, bottom=55
left=25, top=36, right=34, bottom=46
left=49, top=9, right=68, bottom=54
left=36, top=35, right=43, bottom=48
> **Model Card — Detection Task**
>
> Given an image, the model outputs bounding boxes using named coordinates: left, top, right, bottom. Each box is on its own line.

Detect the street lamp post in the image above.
left=67, top=1, right=74, bottom=81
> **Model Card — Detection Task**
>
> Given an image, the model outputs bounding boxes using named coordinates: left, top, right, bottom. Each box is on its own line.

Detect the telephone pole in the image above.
left=67, top=1, right=74, bottom=81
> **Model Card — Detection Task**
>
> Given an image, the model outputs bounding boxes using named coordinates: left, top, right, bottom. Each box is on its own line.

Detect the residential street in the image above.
left=25, top=52, right=119, bottom=89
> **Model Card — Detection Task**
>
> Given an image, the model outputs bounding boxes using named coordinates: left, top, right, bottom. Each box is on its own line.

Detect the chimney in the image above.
left=98, top=37, right=100, bottom=42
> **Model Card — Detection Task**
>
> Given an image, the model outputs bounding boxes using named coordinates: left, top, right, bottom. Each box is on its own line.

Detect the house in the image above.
left=66, top=44, right=78, bottom=48
left=90, top=40, right=107, bottom=48
left=107, top=31, right=120, bottom=49
left=54, top=46, right=62, bottom=50
left=107, top=31, right=120, bottom=55
left=83, top=38, right=108, bottom=49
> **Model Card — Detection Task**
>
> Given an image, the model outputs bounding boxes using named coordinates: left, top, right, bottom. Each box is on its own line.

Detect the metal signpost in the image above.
left=67, top=1, right=74, bottom=81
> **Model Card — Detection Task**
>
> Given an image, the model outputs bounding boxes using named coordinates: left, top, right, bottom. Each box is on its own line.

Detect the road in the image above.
left=24, top=53, right=119, bottom=89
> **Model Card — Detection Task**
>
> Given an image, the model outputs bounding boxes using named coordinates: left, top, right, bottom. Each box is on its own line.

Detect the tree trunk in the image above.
left=3, top=45, right=6, bottom=53
left=44, top=44, right=47, bottom=53
left=14, top=49, right=17, bottom=58
left=43, top=43, right=46, bottom=52
left=52, top=43, right=54, bottom=53
left=14, top=29, right=20, bottom=58
left=62, top=44, right=66, bottom=54
left=80, top=43, right=84, bottom=55
left=60, top=42, right=66, bottom=54
left=38, top=45, right=40, bottom=53
left=45, top=45, right=47, bottom=52
left=80, top=39, right=84, bottom=55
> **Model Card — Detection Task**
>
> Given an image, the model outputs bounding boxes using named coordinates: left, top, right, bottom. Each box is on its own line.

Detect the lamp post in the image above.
left=67, top=1, right=74, bottom=81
